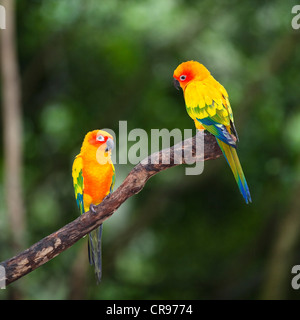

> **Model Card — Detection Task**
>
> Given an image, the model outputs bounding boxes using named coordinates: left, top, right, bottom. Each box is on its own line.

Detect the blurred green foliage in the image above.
left=1, top=0, right=300, bottom=299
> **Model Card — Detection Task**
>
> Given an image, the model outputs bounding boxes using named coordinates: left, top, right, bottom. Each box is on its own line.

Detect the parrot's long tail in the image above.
left=88, top=224, right=103, bottom=283
left=216, top=139, right=252, bottom=204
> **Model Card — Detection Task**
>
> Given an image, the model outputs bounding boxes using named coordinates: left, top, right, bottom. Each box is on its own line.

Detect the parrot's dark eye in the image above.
left=96, top=135, right=105, bottom=142
left=180, top=75, right=186, bottom=81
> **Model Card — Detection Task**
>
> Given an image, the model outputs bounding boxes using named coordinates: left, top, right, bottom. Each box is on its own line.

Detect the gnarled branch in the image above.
left=0, top=132, right=222, bottom=286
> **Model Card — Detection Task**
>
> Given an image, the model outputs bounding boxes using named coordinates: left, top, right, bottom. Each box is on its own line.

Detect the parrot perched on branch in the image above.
left=72, top=130, right=115, bottom=282
left=173, top=60, right=251, bottom=204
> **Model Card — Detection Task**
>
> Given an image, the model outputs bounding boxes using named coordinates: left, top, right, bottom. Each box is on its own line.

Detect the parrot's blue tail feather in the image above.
left=217, top=139, right=252, bottom=204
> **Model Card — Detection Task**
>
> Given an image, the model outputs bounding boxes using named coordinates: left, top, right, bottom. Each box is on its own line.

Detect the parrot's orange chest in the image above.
left=81, top=148, right=114, bottom=211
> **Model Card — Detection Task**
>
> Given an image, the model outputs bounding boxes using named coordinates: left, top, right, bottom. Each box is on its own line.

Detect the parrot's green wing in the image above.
left=184, top=80, right=238, bottom=146
left=184, top=78, right=251, bottom=203
left=184, top=80, right=234, bottom=124
left=72, top=155, right=84, bottom=215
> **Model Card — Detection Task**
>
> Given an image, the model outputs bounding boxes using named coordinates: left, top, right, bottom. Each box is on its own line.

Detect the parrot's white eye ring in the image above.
left=180, top=75, right=186, bottom=81
left=96, top=135, right=105, bottom=142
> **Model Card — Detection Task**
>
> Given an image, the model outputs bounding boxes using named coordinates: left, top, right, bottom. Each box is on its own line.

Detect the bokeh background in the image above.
left=1, top=0, right=300, bottom=299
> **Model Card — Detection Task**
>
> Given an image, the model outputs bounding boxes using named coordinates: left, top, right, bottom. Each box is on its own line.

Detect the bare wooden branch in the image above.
left=0, top=132, right=222, bottom=286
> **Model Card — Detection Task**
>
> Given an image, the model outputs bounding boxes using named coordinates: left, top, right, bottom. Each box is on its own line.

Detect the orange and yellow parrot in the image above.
left=72, top=130, right=115, bottom=282
left=173, top=61, right=251, bottom=203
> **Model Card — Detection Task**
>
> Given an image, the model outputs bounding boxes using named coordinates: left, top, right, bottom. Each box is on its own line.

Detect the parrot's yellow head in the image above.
left=173, top=60, right=210, bottom=91
left=82, top=130, right=114, bottom=158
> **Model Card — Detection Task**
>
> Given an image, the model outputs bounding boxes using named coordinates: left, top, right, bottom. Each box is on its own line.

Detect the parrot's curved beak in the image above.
left=105, top=138, right=114, bottom=152
left=173, top=78, right=180, bottom=90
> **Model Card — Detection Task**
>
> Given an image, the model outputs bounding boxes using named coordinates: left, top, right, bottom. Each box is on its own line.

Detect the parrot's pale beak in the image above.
left=173, top=78, right=180, bottom=90
left=105, top=138, right=114, bottom=152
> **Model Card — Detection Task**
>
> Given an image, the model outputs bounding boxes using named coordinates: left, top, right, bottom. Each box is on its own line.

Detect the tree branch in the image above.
left=0, top=132, right=222, bottom=286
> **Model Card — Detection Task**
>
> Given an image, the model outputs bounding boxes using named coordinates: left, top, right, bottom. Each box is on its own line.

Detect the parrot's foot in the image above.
left=89, top=204, right=97, bottom=214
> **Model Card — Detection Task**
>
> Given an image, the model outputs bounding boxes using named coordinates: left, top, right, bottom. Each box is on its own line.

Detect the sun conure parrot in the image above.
left=173, top=60, right=251, bottom=203
left=72, top=130, right=115, bottom=282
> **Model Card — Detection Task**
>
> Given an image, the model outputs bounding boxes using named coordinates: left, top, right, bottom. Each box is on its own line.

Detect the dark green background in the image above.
left=1, top=0, right=300, bottom=299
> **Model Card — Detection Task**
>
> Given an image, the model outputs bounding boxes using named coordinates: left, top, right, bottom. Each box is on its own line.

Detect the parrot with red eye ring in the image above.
left=173, top=60, right=251, bottom=203
left=72, top=130, right=115, bottom=282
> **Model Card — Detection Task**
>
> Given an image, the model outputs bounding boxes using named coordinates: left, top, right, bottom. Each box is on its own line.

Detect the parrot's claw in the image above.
left=89, top=204, right=97, bottom=214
